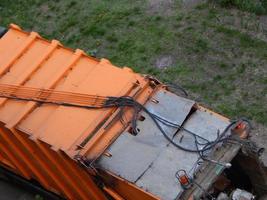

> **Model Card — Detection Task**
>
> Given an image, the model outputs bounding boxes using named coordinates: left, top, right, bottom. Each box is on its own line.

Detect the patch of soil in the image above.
left=182, top=0, right=206, bottom=9
left=40, top=4, right=49, bottom=13
left=155, top=55, right=174, bottom=69
left=147, top=0, right=175, bottom=15
left=147, top=0, right=206, bottom=15
left=260, top=15, right=267, bottom=30
left=217, top=9, right=267, bottom=42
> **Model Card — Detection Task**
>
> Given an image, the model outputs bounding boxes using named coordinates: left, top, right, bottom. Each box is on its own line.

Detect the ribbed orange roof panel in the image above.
left=0, top=24, right=150, bottom=156
left=0, top=24, right=156, bottom=200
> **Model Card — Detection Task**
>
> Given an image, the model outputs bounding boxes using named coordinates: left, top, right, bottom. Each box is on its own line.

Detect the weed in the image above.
left=195, top=3, right=209, bottom=10
left=216, top=0, right=267, bottom=15
left=236, top=64, right=246, bottom=74
left=175, top=15, right=183, bottom=21
left=219, top=62, right=228, bottom=68
left=67, top=1, right=77, bottom=8
left=82, top=24, right=106, bottom=37
left=207, top=8, right=218, bottom=19
left=216, top=25, right=239, bottom=37
left=191, top=38, right=209, bottom=53
left=127, top=20, right=135, bottom=27
left=106, top=33, right=118, bottom=43
left=213, top=74, right=222, bottom=81
left=216, top=25, right=267, bottom=59
left=154, top=16, right=162, bottom=21
left=35, top=194, right=44, bottom=200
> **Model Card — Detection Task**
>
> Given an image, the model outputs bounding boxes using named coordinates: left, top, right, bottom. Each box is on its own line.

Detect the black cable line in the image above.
left=0, top=93, right=250, bottom=154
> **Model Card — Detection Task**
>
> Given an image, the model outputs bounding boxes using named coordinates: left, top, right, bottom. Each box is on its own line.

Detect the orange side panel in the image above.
left=0, top=24, right=157, bottom=200
left=0, top=122, right=107, bottom=200
left=99, top=170, right=160, bottom=200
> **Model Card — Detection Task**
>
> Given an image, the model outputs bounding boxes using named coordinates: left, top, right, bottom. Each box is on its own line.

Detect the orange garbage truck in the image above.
left=0, top=24, right=266, bottom=200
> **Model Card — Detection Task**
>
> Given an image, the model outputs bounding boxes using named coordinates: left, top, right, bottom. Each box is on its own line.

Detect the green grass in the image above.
left=216, top=0, right=267, bottom=15
left=0, top=0, right=266, bottom=126
left=215, top=25, right=267, bottom=58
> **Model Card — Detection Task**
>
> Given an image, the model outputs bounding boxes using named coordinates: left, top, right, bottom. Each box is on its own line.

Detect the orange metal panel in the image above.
left=0, top=124, right=34, bottom=179
left=10, top=128, right=65, bottom=193
left=0, top=28, right=39, bottom=76
left=0, top=151, right=15, bottom=170
left=99, top=170, right=160, bottom=200
left=0, top=24, right=157, bottom=200
left=10, top=132, right=54, bottom=190
left=0, top=40, right=60, bottom=108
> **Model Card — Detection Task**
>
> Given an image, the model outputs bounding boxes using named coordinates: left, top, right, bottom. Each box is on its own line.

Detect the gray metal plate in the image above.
left=172, top=110, right=229, bottom=151
left=97, top=90, right=230, bottom=200
left=135, top=144, right=199, bottom=200
left=135, top=109, right=230, bottom=199
left=97, top=90, right=195, bottom=182
left=96, top=132, right=160, bottom=182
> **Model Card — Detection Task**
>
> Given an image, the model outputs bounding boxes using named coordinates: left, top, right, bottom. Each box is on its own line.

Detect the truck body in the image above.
left=0, top=24, right=266, bottom=200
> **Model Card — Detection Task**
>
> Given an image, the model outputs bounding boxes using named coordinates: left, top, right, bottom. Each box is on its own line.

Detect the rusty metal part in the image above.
left=231, top=121, right=250, bottom=139
left=180, top=142, right=241, bottom=200
left=213, top=175, right=231, bottom=192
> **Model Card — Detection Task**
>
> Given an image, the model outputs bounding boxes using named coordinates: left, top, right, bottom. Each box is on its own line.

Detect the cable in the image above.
left=104, top=96, right=242, bottom=155
left=166, top=84, right=188, bottom=96
left=105, top=96, right=254, bottom=172
left=0, top=88, right=246, bottom=155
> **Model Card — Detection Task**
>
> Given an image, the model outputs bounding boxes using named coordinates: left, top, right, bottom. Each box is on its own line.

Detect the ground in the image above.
left=0, top=0, right=266, bottom=198
left=0, top=179, right=35, bottom=200
left=0, top=0, right=266, bottom=179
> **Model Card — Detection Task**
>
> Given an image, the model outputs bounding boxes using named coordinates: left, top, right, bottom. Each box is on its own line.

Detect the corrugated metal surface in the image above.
left=0, top=24, right=155, bottom=200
